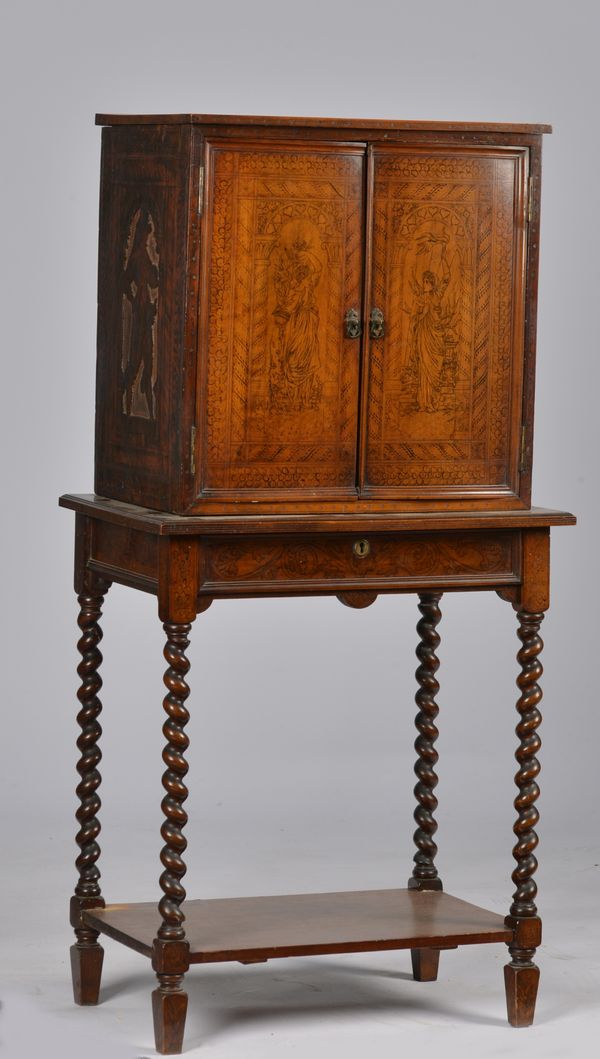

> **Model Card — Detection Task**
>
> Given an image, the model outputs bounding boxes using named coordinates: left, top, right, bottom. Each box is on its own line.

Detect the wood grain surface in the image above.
left=60, top=494, right=576, bottom=536
left=90, top=117, right=552, bottom=515
left=200, top=141, right=364, bottom=497
left=84, top=888, right=512, bottom=963
left=200, top=530, right=520, bottom=593
left=96, top=114, right=552, bottom=134
left=362, top=147, right=527, bottom=501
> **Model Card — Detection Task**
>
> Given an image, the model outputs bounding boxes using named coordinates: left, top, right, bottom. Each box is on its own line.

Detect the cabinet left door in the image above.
left=196, top=140, right=365, bottom=503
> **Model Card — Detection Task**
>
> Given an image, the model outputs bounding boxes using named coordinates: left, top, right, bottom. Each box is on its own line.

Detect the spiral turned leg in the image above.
left=504, top=609, right=544, bottom=1027
left=408, top=593, right=443, bottom=981
left=152, top=622, right=193, bottom=1055
left=70, top=584, right=109, bottom=1005
left=409, top=593, right=443, bottom=890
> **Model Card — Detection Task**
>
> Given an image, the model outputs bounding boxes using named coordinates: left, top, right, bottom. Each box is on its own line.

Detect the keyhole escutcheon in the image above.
left=353, top=538, right=371, bottom=559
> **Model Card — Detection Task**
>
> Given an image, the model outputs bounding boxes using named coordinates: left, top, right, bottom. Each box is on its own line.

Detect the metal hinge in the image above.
left=527, top=176, right=534, bottom=224
left=519, top=424, right=528, bottom=473
left=198, top=166, right=205, bottom=215
left=190, top=425, right=196, bottom=475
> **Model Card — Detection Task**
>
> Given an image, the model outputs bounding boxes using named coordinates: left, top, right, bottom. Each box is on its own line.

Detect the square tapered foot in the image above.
left=70, top=943, right=104, bottom=1005
left=152, top=988, right=188, bottom=1055
left=504, top=962, right=540, bottom=1026
left=411, top=947, right=441, bottom=982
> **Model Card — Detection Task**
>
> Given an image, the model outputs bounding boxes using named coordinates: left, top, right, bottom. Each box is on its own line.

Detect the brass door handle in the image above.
left=369, top=307, right=385, bottom=340
left=344, top=308, right=362, bottom=339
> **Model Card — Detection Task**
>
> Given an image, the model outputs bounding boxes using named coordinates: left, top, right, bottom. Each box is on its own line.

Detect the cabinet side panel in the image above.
left=196, top=140, right=365, bottom=500
left=518, top=140, right=543, bottom=507
left=362, top=146, right=528, bottom=503
left=94, top=125, right=192, bottom=510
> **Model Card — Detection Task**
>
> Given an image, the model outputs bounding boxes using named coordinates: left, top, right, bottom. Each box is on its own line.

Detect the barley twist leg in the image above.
left=504, top=608, right=544, bottom=1027
left=409, top=592, right=443, bottom=981
left=152, top=621, right=193, bottom=1054
left=70, top=582, right=110, bottom=1005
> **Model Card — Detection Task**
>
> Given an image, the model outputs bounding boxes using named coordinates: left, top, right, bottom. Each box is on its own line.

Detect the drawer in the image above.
left=201, top=531, right=521, bottom=595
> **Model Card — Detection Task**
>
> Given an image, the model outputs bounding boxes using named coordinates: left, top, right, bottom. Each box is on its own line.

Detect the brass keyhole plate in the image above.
left=353, top=538, right=370, bottom=559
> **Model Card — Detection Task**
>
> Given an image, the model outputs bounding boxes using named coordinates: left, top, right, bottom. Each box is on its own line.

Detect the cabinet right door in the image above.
left=361, top=145, right=529, bottom=504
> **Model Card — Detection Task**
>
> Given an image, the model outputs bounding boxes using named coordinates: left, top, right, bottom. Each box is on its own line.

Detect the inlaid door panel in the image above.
left=199, top=141, right=365, bottom=498
left=362, top=146, right=528, bottom=500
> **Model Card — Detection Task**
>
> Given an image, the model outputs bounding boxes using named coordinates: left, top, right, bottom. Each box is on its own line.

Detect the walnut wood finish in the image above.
left=61, top=497, right=574, bottom=1048
left=97, top=114, right=552, bottom=133
left=62, top=497, right=572, bottom=613
left=152, top=984, right=188, bottom=1055
left=509, top=610, right=544, bottom=921
left=152, top=622, right=194, bottom=1052
left=157, top=622, right=193, bottom=942
left=200, top=531, right=519, bottom=596
left=503, top=608, right=544, bottom=1027
left=70, top=580, right=110, bottom=1005
left=60, top=494, right=576, bottom=534
left=411, top=947, right=442, bottom=982
left=83, top=889, right=511, bottom=961
left=363, top=147, right=527, bottom=503
left=91, top=117, right=551, bottom=516
left=409, top=594, right=443, bottom=892
left=69, top=941, right=105, bottom=1007
left=336, top=590, right=379, bottom=609
left=94, top=125, right=194, bottom=512
left=62, top=112, right=575, bottom=1052
left=200, top=141, right=364, bottom=499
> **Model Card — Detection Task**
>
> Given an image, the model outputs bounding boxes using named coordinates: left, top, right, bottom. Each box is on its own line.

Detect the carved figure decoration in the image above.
left=402, top=228, right=460, bottom=413
left=268, top=221, right=323, bottom=413
left=121, top=206, right=159, bottom=419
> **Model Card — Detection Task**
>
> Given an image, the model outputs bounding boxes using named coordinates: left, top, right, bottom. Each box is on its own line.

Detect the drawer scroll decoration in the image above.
left=201, top=532, right=520, bottom=593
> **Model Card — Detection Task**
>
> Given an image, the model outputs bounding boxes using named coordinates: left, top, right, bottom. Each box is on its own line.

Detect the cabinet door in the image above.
left=361, top=146, right=528, bottom=502
left=199, top=141, right=365, bottom=500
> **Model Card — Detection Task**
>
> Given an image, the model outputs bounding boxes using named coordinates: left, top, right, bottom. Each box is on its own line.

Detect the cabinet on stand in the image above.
left=61, top=112, right=575, bottom=1053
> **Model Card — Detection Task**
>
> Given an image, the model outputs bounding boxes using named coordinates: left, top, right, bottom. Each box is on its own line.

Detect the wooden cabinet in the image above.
left=62, top=114, right=576, bottom=1055
left=94, top=116, right=542, bottom=516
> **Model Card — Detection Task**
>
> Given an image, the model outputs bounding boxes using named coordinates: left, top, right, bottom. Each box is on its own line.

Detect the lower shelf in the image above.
left=83, top=888, right=511, bottom=964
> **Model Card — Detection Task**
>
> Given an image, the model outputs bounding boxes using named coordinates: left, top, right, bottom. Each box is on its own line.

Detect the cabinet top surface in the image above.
left=95, top=113, right=552, bottom=134
left=59, top=495, right=575, bottom=536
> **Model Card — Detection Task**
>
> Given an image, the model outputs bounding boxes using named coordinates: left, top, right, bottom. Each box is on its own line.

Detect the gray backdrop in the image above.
left=0, top=2, right=597, bottom=1056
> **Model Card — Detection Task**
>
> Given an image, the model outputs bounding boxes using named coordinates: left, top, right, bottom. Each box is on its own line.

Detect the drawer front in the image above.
left=201, top=531, right=520, bottom=594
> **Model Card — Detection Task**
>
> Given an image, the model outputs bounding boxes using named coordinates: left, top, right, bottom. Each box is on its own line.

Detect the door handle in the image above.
left=369, top=307, right=385, bottom=340
left=344, top=308, right=362, bottom=339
